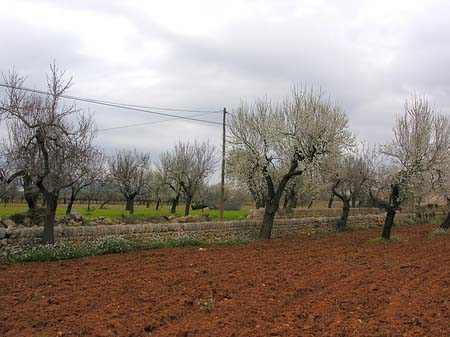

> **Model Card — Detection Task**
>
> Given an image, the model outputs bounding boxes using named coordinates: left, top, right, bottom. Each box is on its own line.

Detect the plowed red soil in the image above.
left=1, top=223, right=449, bottom=337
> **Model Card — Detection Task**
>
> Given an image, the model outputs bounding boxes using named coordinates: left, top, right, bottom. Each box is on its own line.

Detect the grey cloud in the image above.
left=2, top=0, right=450, bottom=152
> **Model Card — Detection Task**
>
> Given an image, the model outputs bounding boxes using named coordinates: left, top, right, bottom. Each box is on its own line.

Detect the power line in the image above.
left=0, top=83, right=221, bottom=113
left=98, top=111, right=220, bottom=132
left=0, top=83, right=223, bottom=126
left=85, top=100, right=222, bottom=113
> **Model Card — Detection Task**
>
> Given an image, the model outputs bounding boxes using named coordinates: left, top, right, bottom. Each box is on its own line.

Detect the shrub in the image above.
left=9, top=212, right=27, bottom=224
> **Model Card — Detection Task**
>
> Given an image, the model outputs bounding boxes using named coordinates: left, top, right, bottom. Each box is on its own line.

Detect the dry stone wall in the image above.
left=0, top=213, right=411, bottom=251
left=246, top=207, right=382, bottom=220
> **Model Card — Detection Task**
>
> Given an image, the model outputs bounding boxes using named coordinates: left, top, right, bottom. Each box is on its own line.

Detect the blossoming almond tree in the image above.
left=380, top=96, right=450, bottom=239
left=228, top=88, right=353, bottom=239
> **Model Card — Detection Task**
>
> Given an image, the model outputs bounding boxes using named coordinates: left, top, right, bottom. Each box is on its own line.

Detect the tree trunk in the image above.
left=65, top=188, right=78, bottom=215
left=125, top=197, right=135, bottom=214
left=259, top=209, right=276, bottom=239
left=283, top=193, right=289, bottom=209
left=327, top=193, right=334, bottom=208
left=23, top=175, right=39, bottom=218
left=249, top=186, right=265, bottom=209
left=255, top=197, right=265, bottom=209
left=382, top=207, right=397, bottom=239
left=99, top=199, right=108, bottom=209
left=184, top=196, right=192, bottom=216
left=308, top=198, right=314, bottom=209
left=439, top=211, right=450, bottom=230
left=284, top=187, right=297, bottom=210
left=42, top=194, right=58, bottom=244
left=381, top=184, right=400, bottom=240
left=155, top=198, right=161, bottom=211
left=288, top=191, right=297, bottom=209
left=259, top=196, right=281, bottom=240
left=170, top=194, right=180, bottom=214
left=351, top=195, right=357, bottom=208
left=259, top=162, right=303, bottom=240
left=336, top=198, right=350, bottom=232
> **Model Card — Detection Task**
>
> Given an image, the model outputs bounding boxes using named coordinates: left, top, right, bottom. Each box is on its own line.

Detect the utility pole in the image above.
left=219, top=107, right=227, bottom=221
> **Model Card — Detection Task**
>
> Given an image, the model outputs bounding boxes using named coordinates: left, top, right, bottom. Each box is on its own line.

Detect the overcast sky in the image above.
left=1, top=0, right=450, bottom=160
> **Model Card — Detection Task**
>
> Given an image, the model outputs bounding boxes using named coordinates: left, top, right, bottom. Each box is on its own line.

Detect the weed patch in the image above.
left=0, top=237, right=249, bottom=264
left=428, top=229, right=450, bottom=237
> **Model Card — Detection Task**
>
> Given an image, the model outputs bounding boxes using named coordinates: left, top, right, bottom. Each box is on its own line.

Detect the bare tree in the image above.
left=160, top=141, right=216, bottom=216
left=331, top=146, right=376, bottom=231
left=0, top=64, right=97, bottom=243
left=65, top=149, right=104, bottom=215
left=81, top=175, right=115, bottom=211
left=229, top=88, right=353, bottom=239
left=108, top=149, right=151, bottom=214
left=158, top=154, right=183, bottom=214
left=379, top=96, right=450, bottom=239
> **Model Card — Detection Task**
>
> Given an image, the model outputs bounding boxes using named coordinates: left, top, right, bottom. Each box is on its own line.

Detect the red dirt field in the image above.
left=1, top=223, right=449, bottom=337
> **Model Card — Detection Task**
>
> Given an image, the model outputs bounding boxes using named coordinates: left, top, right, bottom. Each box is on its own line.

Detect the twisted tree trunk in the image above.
left=381, top=184, right=400, bottom=240
left=332, top=180, right=351, bottom=232
left=259, top=200, right=277, bottom=239
left=23, top=174, right=39, bottom=219
left=327, top=192, right=334, bottom=208
left=259, top=160, right=303, bottom=240
left=336, top=198, right=350, bottom=232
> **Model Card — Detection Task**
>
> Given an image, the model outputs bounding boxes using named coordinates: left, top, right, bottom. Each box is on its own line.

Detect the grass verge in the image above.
left=0, top=237, right=249, bottom=264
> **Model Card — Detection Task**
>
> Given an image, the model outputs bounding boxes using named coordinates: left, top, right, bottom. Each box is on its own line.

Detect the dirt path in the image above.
left=1, top=224, right=449, bottom=336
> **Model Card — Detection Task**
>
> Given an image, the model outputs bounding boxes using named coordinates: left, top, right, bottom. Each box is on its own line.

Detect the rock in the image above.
left=0, top=239, right=7, bottom=246
left=2, top=219, right=15, bottom=228
left=5, top=227, right=13, bottom=237
left=23, top=217, right=32, bottom=226
left=0, top=227, right=6, bottom=239
left=102, top=219, right=115, bottom=226
left=68, top=212, right=83, bottom=222
left=98, top=216, right=105, bottom=221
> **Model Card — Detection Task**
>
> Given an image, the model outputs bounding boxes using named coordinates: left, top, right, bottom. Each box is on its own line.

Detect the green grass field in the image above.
left=0, top=203, right=250, bottom=221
